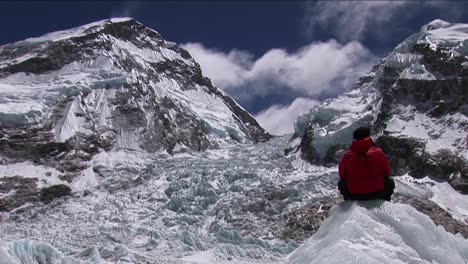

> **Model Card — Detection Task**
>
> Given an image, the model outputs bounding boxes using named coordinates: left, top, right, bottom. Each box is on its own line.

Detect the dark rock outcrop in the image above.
left=40, top=184, right=71, bottom=204
left=298, top=125, right=320, bottom=163
left=377, top=135, right=468, bottom=193
left=0, top=176, right=71, bottom=212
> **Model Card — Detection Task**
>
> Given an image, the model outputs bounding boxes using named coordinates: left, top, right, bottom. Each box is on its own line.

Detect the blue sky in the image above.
left=1, top=1, right=468, bottom=134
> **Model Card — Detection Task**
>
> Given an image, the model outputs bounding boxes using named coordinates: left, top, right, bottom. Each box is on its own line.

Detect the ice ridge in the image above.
left=289, top=201, right=468, bottom=264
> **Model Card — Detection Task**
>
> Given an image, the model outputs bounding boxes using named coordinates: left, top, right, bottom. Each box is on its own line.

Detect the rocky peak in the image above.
left=0, top=18, right=271, bottom=210
left=0, top=17, right=270, bottom=143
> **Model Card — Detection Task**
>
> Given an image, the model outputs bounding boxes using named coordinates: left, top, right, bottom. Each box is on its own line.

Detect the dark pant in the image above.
left=338, top=178, right=395, bottom=201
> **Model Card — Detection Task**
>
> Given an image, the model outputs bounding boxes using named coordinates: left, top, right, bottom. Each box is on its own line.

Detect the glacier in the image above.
left=1, top=136, right=467, bottom=263
left=0, top=240, right=92, bottom=264
left=2, top=200, right=467, bottom=263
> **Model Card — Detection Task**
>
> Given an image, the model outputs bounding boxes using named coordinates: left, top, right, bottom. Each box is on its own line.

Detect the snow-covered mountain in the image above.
left=288, top=19, right=468, bottom=193
left=0, top=18, right=467, bottom=264
left=0, top=18, right=270, bottom=211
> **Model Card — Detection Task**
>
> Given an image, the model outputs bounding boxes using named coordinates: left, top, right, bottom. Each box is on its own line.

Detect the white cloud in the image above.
left=182, top=43, right=251, bottom=88
left=303, top=1, right=464, bottom=42
left=254, top=97, right=320, bottom=135
left=182, top=40, right=376, bottom=103
left=306, top=1, right=408, bottom=42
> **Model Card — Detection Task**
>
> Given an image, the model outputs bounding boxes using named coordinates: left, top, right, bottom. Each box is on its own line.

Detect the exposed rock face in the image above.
left=298, top=126, right=320, bottom=164
left=282, top=197, right=342, bottom=241
left=288, top=20, right=468, bottom=192
left=0, top=18, right=270, bottom=148
left=0, top=175, right=71, bottom=211
left=0, top=176, right=38, bottom=212
left=0, top=18, right=271, bottom=211
left=39, top=184, right=71, bottom=204
left=376, top=136, right=468, bottom=192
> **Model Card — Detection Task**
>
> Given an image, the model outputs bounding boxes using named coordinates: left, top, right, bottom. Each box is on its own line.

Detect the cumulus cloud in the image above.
left=182, top=40, right=376, bottom=104
left=254, top=97, right=320, bottom=135
left=303, top=1, right=465, bottom=42
left=182, top=43, right=252, bottom=88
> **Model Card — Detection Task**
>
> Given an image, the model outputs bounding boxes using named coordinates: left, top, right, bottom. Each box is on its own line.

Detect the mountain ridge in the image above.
left=288, top=19, right=468, bottom=193
left=0, top=17, right=270, bottom=144
left=0, top=17, right=271, bottom=211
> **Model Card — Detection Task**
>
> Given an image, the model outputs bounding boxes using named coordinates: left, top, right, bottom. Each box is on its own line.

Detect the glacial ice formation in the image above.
left=3, top=200, right=467, bottom=264
left=0, top=240, right=91, bottom=264
left=289, top=201, right=468, bottom=264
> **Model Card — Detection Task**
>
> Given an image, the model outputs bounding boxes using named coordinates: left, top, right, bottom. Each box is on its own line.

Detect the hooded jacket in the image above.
left=338, top=137, right=391, bottom=194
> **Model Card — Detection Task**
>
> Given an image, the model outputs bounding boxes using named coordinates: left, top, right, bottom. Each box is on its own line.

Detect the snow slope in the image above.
left=289, top=201, right=468, bottom=264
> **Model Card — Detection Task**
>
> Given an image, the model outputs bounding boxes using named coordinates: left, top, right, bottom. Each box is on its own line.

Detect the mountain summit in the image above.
left=0, top=18, right=270, bottom=210
left=0, top=17, right=270, bottom=148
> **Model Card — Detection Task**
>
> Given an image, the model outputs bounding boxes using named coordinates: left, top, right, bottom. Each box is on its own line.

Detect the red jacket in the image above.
left=339, top=137, right=391, bottom=194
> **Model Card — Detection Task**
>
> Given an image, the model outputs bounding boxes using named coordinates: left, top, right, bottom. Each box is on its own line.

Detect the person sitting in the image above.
left=338, top=127, right=395, bottom=201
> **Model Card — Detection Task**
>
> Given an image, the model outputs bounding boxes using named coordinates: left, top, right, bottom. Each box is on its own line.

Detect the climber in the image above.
left=338, top=127, right=395, bottom=201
